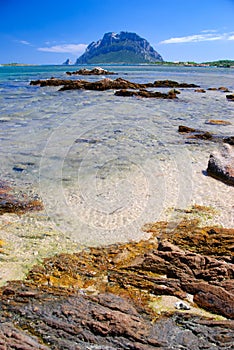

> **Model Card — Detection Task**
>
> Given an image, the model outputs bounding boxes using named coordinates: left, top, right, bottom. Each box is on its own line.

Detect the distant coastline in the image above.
left=152, top=59, right=234, bottom=68
left=1, top=60, right=234, bottom=68
left=0, top=63, right=38, bottom=67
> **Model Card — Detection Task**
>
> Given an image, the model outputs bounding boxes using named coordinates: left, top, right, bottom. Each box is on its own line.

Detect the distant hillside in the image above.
left=202, top=60, right=234, bottom=67
left=76, top=32, right=163, bottom=64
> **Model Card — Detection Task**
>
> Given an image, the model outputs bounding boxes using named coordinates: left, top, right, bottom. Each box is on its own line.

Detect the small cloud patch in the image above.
left=38, top=44, right=87, bottom=54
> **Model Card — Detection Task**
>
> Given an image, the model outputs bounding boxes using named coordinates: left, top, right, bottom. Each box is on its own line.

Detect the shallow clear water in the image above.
left=0, top=64, right=234, bottom=246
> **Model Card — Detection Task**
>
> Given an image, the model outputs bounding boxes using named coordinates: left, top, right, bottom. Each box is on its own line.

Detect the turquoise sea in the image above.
left=0, top=65, right=233, bottom=249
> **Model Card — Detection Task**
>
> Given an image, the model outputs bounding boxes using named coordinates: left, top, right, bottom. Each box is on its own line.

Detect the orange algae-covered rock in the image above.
left=205, top=119, right=232, bottom=125
left=0, top=216, right=234, bottom=348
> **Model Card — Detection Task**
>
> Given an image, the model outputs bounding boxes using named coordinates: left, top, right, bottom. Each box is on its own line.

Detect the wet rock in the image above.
left=30, top=77, right=199, bottom=93
left=207, top=144, right=234, bottom=186
left=207, top=87, right=230, bottom=92
left=0, top=282, right=234, bottom=349
left=153, top=80, right=199, bottom=88
left=142, top=217, right=234, bottom=260
left=178, top=125, right=234, bottom=143
left=208, top=87, right=218, bottom=91
left=0, top=180, right=43, bottom=215
left=218, top=86, right=230, bottom=92
left=226, top=94, right=234, bottom=101
left=66, top=67, right=116, bottom=75
left=194, top=89, right=206, bottom=93
left=223, top=136, right=234, bottom=145
left=114, top=88, right=178, bottom=99
left=59, top=77, right=149, bottom=91
left=0, top=322, right=49, bottom=349
left=190, top=282, right=234, bottom=319
left=205, top=119, right=232, bottom=125
left=0, top=216, right=233, bottom=347
left=25, top=217, right=234, bottom=319
left=178, top=125, right=213, bottom=140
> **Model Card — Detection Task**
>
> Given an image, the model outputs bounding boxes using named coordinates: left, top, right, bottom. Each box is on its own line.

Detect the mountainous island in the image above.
left=75, top=31, right=163, bottom=64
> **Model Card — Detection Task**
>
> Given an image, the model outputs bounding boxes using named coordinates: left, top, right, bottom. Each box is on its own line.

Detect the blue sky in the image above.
left=1, top=0, right=234, bottom=64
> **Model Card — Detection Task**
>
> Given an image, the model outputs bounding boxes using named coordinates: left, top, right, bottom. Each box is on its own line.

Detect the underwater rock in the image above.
left=178, top=125, right=234, bottom=143
left=0, top=180, right=43, bottom=215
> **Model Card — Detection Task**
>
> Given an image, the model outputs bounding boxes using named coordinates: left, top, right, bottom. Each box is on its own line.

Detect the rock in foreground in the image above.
left=0, top=217, right=233, bottom=348
left=1, top=286, right=234, bottom=350
left=207, top=144, right=234, bottom=186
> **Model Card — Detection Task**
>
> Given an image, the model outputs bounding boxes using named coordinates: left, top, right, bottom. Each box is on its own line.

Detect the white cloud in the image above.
left=201, top=29, right=218, bottom=33
left=17, top=40, right=31, bottom=45
left=38, top=44, right=87, bottom=54
left=159, top=32, right=234, bottom=44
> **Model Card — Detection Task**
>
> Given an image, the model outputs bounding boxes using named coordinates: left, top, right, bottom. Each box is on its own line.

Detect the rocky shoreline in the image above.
left=0, top=73, right=233, bottom=348
left=0, top=210, right=233, bottom=349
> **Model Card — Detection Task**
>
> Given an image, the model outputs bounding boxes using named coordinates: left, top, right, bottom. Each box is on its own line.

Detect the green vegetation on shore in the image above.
left=202, top=60, right=234, bottom=67
left=153, top=59, right=234, bottom=67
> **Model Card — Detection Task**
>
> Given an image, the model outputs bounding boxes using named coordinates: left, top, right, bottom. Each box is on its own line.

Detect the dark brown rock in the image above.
left=224, top=136, right=234, bottom=145
left=218, top=86, right=230, bottom=92
left=0, top=283, right=234, bottom=349
left=226, top=94, right=234, bottom=101
left=114, top=88, right=178, bottom=99
left=66, top=67, right=116, bottom=75
left=178, top=125, right=234, bottom=143
left=207, top=144, right=234, bottom=186
left=153, top=80, right=199, bottom=88
left=178, top=125, right=213, bottom=140
left=190, top=282, right=234, bottom=318
left=208, top=87, right=218, bottom=91
left=30, top=77, right=199, bottom=93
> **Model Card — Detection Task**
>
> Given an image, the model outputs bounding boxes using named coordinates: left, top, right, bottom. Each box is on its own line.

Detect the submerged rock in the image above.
left=0, top=180, right=43, bottom=215
left=207, top=144, right=234, bottom=186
